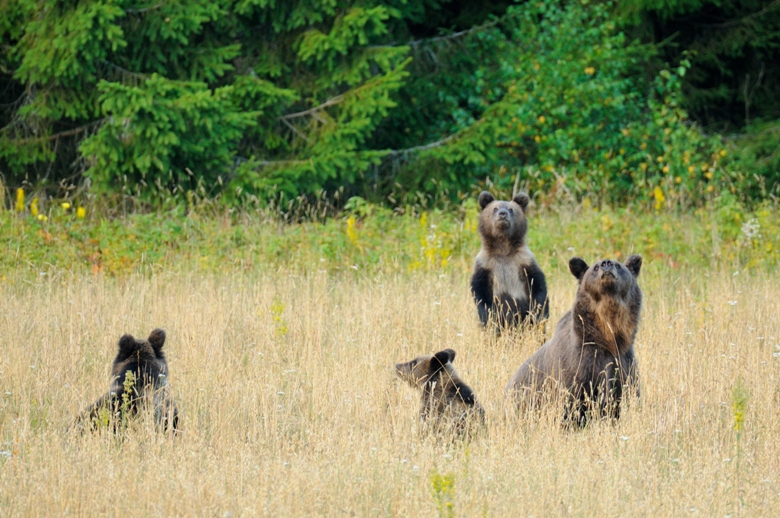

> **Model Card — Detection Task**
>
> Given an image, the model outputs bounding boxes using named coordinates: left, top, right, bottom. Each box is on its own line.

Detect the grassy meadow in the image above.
left=1, top=202, right=780, bottom=516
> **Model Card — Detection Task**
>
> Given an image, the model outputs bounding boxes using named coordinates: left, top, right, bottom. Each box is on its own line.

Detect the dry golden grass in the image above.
left=1, top=263, right=779, bottom=516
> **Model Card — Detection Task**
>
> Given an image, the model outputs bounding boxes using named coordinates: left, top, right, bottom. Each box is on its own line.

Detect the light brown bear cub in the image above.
left=506, top=255, right=642, bottom=425
left=471, top=191, right=548, bottom=329
left=396, top=349, right=484, bottom=433
left=75, top=328, right=179, bottom=433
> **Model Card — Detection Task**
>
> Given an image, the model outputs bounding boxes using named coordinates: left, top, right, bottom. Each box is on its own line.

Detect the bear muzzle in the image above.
left=495, top=217, right=511, bottom=230
left=596, top=260, right=616, bottom=278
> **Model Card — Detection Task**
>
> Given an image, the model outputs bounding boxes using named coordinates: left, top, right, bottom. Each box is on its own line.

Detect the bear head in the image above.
left=569, top=255, right=642, bottom=302
left=110, top=329, right=168, bottom=391
left=396, top=349, right=456, bottom=388
left=477, top=191, right=529, bottom=252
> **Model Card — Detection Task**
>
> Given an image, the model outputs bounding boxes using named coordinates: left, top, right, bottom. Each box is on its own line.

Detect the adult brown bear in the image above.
left=74, top=328, right=179, bottom=433
left=470, top=191, right=548, bottom=330
left=506, top=255, right=642, bottom=425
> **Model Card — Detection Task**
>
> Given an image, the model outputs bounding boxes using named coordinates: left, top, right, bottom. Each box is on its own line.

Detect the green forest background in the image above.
left=1, top=0, right=779, bottom=211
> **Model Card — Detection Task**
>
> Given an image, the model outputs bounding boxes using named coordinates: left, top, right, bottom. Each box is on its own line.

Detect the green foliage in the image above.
left=401, top=0, right=723, bottom=206
left=120, top=370, right=136, bottom=430
left=0, top=0, right=775, bottom=206
left=270, top=298, right=288, bottom=338
left=79, top=74, right=259, bottom=195
left=730, top=376, right=750, bottom=513
left=725, top=121, right=780, bottom=201
left=0, top=0, right=415, bottom=200
left=617, top=0, right=780, bottom=201
left=430, top=470, right=455, bottom=518
left=619, top=0, right=780, bottom=129
left=731, top=377, right=749, bottom=434
left=1, top=195, right=780, bottom=279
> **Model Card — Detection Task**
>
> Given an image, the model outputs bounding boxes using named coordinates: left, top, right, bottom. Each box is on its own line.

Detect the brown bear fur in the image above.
left=396, top=348, right=484, bottom=434
left=471, top=191, right=548, bottom=329
left=506, top=255, right=642, bottom=425
left=75, top=328, right=179, bottom=433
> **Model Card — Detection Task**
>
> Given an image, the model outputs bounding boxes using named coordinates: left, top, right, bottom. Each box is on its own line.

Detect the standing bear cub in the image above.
left=506, top=255, right=643, bottom=425
left=396, top=348, right=484, bottom=434
left=471, top=191, right=548, bottom=329
left=75, top=328, right=179, bottom=433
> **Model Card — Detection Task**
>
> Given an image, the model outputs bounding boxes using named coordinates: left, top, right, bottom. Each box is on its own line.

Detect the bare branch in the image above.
left=6, top=121, right=104, bottom=144
left=385, top=133, right=458, bottom=156
left=280, top=117, right=310, bottom=142
left=124, top=4, right=163, bottom=14
left=691, top=0, right=779, bottom=28
left=370, top=11, right=517, bottom=51
left=278, top=96, right=344, bottom=121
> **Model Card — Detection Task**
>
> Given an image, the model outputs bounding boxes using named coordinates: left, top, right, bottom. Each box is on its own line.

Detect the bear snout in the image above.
left=395, top=364, right=412, bottom=379
left=597, top=260, right=616, bottom=277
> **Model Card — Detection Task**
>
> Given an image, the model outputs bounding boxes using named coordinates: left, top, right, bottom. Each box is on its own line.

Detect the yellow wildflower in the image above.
left=77, top=207, right=86, bottom=219
left=346, top=216, right=358, bottom=246
left=31, top=198, right=39, bottom=217
left=653, top=186, right=665, bottom=211
left=584, top=66, right=595, bottom=75
left=61, top=202, right=71, bottom=210
left=538, top=115, right=546, bottom=124
left=15, top=188, right=24, bottom=213
left=37, top=214, right=48, bottom=222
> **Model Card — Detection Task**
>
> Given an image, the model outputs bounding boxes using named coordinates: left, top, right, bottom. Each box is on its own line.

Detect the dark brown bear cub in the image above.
left=471, top=191, right=548, bottom=330
left=75, top=328, right=179, bottom=433
left=396, top=349, right=484, bottom=434
left=506, top=255, right=642, bottom=425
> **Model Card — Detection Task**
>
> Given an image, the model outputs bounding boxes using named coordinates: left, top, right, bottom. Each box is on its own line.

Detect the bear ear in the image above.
left=478, top=191, right=494, bottom=210
left=625, top=254, right=642, bottom=277
left=433, top=349, right=456, bottom=369
left=148, top=328, right=166, bottom=351
left=569, top=257, right=589, bottom=281
left=117, top=334, right=137, bottom=354
left=513, top=192, right=530, bottom=213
